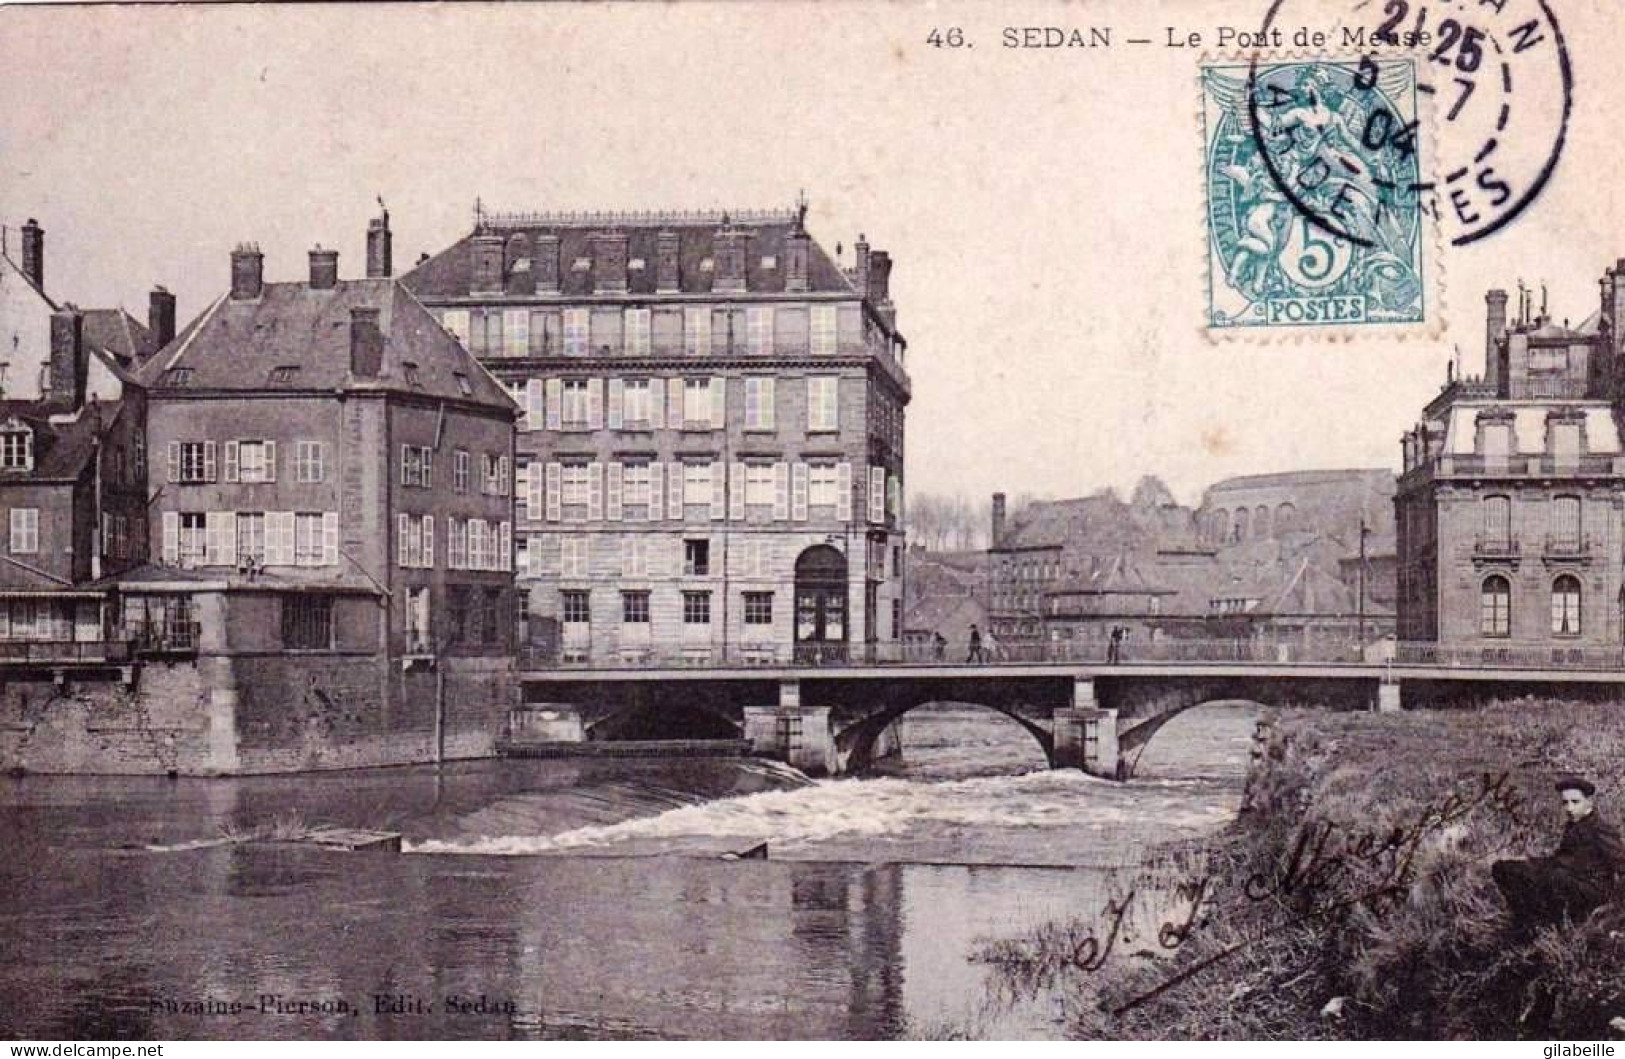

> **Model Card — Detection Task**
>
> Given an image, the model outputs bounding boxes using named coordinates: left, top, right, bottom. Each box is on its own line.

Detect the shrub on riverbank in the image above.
left=995, top=700, right=1625, bottom=1039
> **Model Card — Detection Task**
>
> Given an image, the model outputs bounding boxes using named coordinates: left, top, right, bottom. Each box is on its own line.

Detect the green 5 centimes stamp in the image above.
left=1202, top=58, right=1428, bottom=332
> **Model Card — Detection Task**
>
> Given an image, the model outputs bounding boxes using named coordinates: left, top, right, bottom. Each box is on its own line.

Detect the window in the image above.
left=561, top=535, right=589, bottom=578
left=1552, top=574, right=1582, bottom=636
left=162, top=367, right=195, bottom=388
left=1550, top=420, right=1582, bottom=458
left=1482, top=495, right=1511, bottom=548
left=562, top=380, right=591, bottom=428
left=623, top=379, right=652, bottom=425
left=400, top=445, right=433, bottom=488
left=530, top=310, right=561, bottom=354
left=684, top=307, right=711, bottom=356
left=562, top=464, right=590, bottom=507
left=563, top=309, right=589, bottom=356
left=454, top=372, right=473, bottom=397
left=175, top=512, right=206, bottom=565
left=562, top=590, right=591, bottom=625
left=744, top=377, right=775, bottom=430
left=232, top=440, right=275, bottom=483
left=483, top=454, right=507, bottom=496
left=622, top=591, right=650, bottom=624
left=397, top=514, right=434, bottom=569
left=0, top=430, right=31, bottom=470
left=502, top=310, right=529, bottom=357
left=1480, top=421, right=1512, bottom=458
left=454, top=450, right=470, bottom=493
left=683, top=591, right=711, bottom=625
left=402, top=362, right=422, bottom=388
left=294, top=513, right=326, bottom=566
left=236, top=512, right=266, bottom=564
left=746, top=308, right=773, bottom=355
left=295, top=441, right=324, bottom=483
left=8, top=508, right=38, bottom=554
left=809, top=463, right=840, bottom=507
left=684, top=538, right=711, bottom=576
left=269, top=365, right=300, bottom=386
left=624, top=308, right=652, bottom=356
left=281, top=594, right=334, bottom=650
left=744, top=592, right=773, bottom=625
left=479, top=589, right=503, bottom=645
left=745, top=464, right=775, bottom=505
left=624, top=463, right=652, bottom=511
left=1551, top=495, right=1581, bottom=549
left=440, top=309, right=471, bottom=346
left=811, top=305, right=838, bottom=355
left=405, top=587, right=431, bottom=651
left=807, top=376, right=839, bottom=431
left=683, top=463, right=712, bottom=508
left=1481, top=575, right=1511, bottom=638
left=171, top=441, right=216, bottom=483
left=683, top=378, right=712, bottom=426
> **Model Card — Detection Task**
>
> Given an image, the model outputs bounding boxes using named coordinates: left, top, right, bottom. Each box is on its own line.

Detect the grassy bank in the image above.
left=987, top=700, right=1625, bottom=1039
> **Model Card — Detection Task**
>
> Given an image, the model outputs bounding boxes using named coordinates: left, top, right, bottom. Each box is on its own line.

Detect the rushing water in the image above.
left=0, top=704, right=1258, bottom=1040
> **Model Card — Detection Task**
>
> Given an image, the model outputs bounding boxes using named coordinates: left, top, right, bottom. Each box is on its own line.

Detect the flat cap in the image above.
left=1554, top=774, right=1596, bottom=797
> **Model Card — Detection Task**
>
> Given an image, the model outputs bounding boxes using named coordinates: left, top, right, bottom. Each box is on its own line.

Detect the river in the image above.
left=0, top=703, right=1258, bottom=1040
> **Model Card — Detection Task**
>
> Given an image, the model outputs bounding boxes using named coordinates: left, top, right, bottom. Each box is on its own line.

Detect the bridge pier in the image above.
left=1377, top=680, right=1403, bottom=712
left=1052, top=678, right=1121, bottom=779
left=742, top=680, right=837, bottom=776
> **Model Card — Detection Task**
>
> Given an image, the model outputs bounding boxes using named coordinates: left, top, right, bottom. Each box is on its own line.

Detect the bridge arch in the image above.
left=833, top=696, right=1056, bottom=774
left=587, top=699, right=743, bottom=742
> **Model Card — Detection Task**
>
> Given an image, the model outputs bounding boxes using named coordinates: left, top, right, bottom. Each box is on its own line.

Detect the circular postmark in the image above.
left=1248, top=0, right=1572, bottom=247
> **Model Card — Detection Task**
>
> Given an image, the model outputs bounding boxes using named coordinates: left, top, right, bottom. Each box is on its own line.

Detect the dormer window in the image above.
left=0, top=428, right=32, bottom=471
left=268, top=365, right=301, bottom=387
left=402, top=362, right=422, bottom=388
left=453, top=372, right=473, bottom=397
left=163, top=367, right=196, bottom=388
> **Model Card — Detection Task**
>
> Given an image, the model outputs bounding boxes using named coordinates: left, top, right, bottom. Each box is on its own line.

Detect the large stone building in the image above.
left=403, top=203, right=910, bottom=665
left=1397, top=270, right=1625, bottom=660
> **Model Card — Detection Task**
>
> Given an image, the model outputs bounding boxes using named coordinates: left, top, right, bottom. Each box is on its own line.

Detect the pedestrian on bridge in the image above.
left=1491, top=775, right=1625, bottom=937
left=967, top=624, right=985, bottom=665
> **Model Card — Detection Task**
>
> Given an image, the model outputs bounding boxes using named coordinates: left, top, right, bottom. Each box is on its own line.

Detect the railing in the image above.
left=1421, top=454, right=1625, bottom=478
left=1543, top=535, right=1591, bottom=557
left=1392, top=641, right=1625, bottom=670
left=131, top=621, right=201, bottom=657
left=1473, top=537, right=1519, bottom=558
left=0, top=640, right=133, bottom=664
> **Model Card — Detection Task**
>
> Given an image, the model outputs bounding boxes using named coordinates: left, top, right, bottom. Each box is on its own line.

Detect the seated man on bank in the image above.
left=1492, top=775, right=1625, bottom=936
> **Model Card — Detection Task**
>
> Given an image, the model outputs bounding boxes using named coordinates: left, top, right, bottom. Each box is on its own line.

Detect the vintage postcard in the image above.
left=1, top=0, right=1622, bottom=1045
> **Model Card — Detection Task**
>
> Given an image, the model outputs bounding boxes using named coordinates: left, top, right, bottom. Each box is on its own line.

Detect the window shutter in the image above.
left=836, top=462, right=853, bottom=522
left=761, top=377, right=776, bottom=429
left=773, top=462, right=790, bottom=521
left=423, top=515, right=434, bottom=568
left=587, top=462, right=604, bottom=521
left=667, top=463, right=684, bottom=519
left=500, top=521, right=511, bottom=572
left=423, top=450, right=433, bottom=489
left=710, top=376, right=726, bottom=429
left=792, top=462, right=810, bottom=521
left=607, top=462, right=624, bottom=522
left=710, top=462, right=726, bottom=521
left=162, top=511, right=179, bottom=564
left=636, top=461, right=655, bottom=524
left=621, top=536, right=635, bottom=576
left=263, top=441, right=277, bottom=483
left=870, top=467, right=886, bottom=524
left=649, top=378, right=666, bottom=429
left=586, top=378, right=604, bottom=430
left=667, top=377, right=684, bottom=427
left=546, top=462, right=563, bottom=522
left=498, top=456, right=510, bottom=496
left=400, top=444, right=410, bottom=486
left=223, top=441, right=240, bottom=483
left=729, top=462, right=747, bottom=521
left=218, top=511, right=239, bottom=567
left=203, top=441, right=217, bottom=482
left=167, top=443, right=180, bottom=483
left=525, top=379, right=545, bottom=432
left=546, top=379, right=563, bottom=430
left=321, top=511, right=339, bottom=566
left=526, top=464, right=543, bottom=523
left=397, top=513, right=409, bottom=567
left=608, top=378, right=625, bottom=430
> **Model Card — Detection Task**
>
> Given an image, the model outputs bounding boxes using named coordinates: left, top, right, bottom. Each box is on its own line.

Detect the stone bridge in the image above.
left=512, top=662, right=1417, bottom=778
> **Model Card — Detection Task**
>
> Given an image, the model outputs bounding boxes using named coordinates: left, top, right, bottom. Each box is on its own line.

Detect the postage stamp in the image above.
left=1201, top=56, right=1430, bottom=333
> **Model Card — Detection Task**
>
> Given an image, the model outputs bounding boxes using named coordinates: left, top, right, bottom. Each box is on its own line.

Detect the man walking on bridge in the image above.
left=1491, top=775, right=1625, bottom=936
left=966, top=624, right=985, bottom=665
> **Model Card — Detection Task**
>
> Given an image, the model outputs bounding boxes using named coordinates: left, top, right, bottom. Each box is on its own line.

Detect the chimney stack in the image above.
left=991, top=492, right=1007, bottom=549
left=869, top=249, right=895, bottom=330
left=784, top=226, right=810, bottom=293
left=48, top=307, right=85, bottom=410
left=19, top=219, right=43, bottom=291
left=852, top=234, right=871, bottom=296
left=349, top=307, right=383, bottom=378
left=148, top=286, right=176, bottom=350
left=1485, top=288, right=1508, bottom=392
left=230, top=243, right=264, bottom=301
left=366, top=207, right=392, bottom=278
left=470, top=229, right=504, bottom=294
left=308, top=245, right=339, bottom=290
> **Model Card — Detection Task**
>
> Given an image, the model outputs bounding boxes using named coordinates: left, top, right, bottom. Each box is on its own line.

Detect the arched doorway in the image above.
left=794, top=545, right=848, bottom=664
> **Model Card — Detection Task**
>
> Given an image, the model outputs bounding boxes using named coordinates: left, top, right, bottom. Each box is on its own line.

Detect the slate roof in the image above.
left=81, top=308, right=157, bottom=363
left=139, top=279, right=515, bottom=412
left=402, top=219, right=856, bottom=301
left=0, top=398, right=131, bottom=481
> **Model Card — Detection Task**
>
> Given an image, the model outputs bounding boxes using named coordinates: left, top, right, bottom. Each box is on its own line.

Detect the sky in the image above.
left=3, top=0, right=1622, bottom=507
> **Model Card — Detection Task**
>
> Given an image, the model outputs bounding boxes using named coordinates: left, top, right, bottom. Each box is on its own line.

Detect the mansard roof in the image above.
left=139, top=278, right=515, bottom=412
left=402, top=213, right=856, bottom=300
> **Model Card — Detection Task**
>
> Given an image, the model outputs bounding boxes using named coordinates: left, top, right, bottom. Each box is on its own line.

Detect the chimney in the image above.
left=991, top=492, right=1007, bottom=549
left=349, top=307, right=383, bottom=378
left=1484, top=288, right=1507, bottom=391
left=148, top=286, right=176, bottom=350
left=784, top=226, right=810, bottom=293
left=19, top=219, right=43, bottom=291
left=48, top=307, right=85, bottom=410
left=852, top=234, right=871, bottom=296
left=470, top=229, right=504, bottom=294
left=869, top=249, right=895, bottom=330
left=533, top=233, right=560, bottom=293
left=366, top=208, right=392, bottom=278
left=230, top=243, right=264, bottom=300
left=1610, top=260, right=1625, bottom=359
left=308, top=245, right=339, bottom=290
left=590, top=230, right=629, bottom=294
left=655, top=229, right=681, bottom=292
left=714, top=222, right=747, bottom=294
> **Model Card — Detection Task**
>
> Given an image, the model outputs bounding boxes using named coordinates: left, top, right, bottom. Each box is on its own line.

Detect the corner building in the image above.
left=404, top=206, right=910, bottom=665
left=1397, top=268, right=1625, bottom=662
